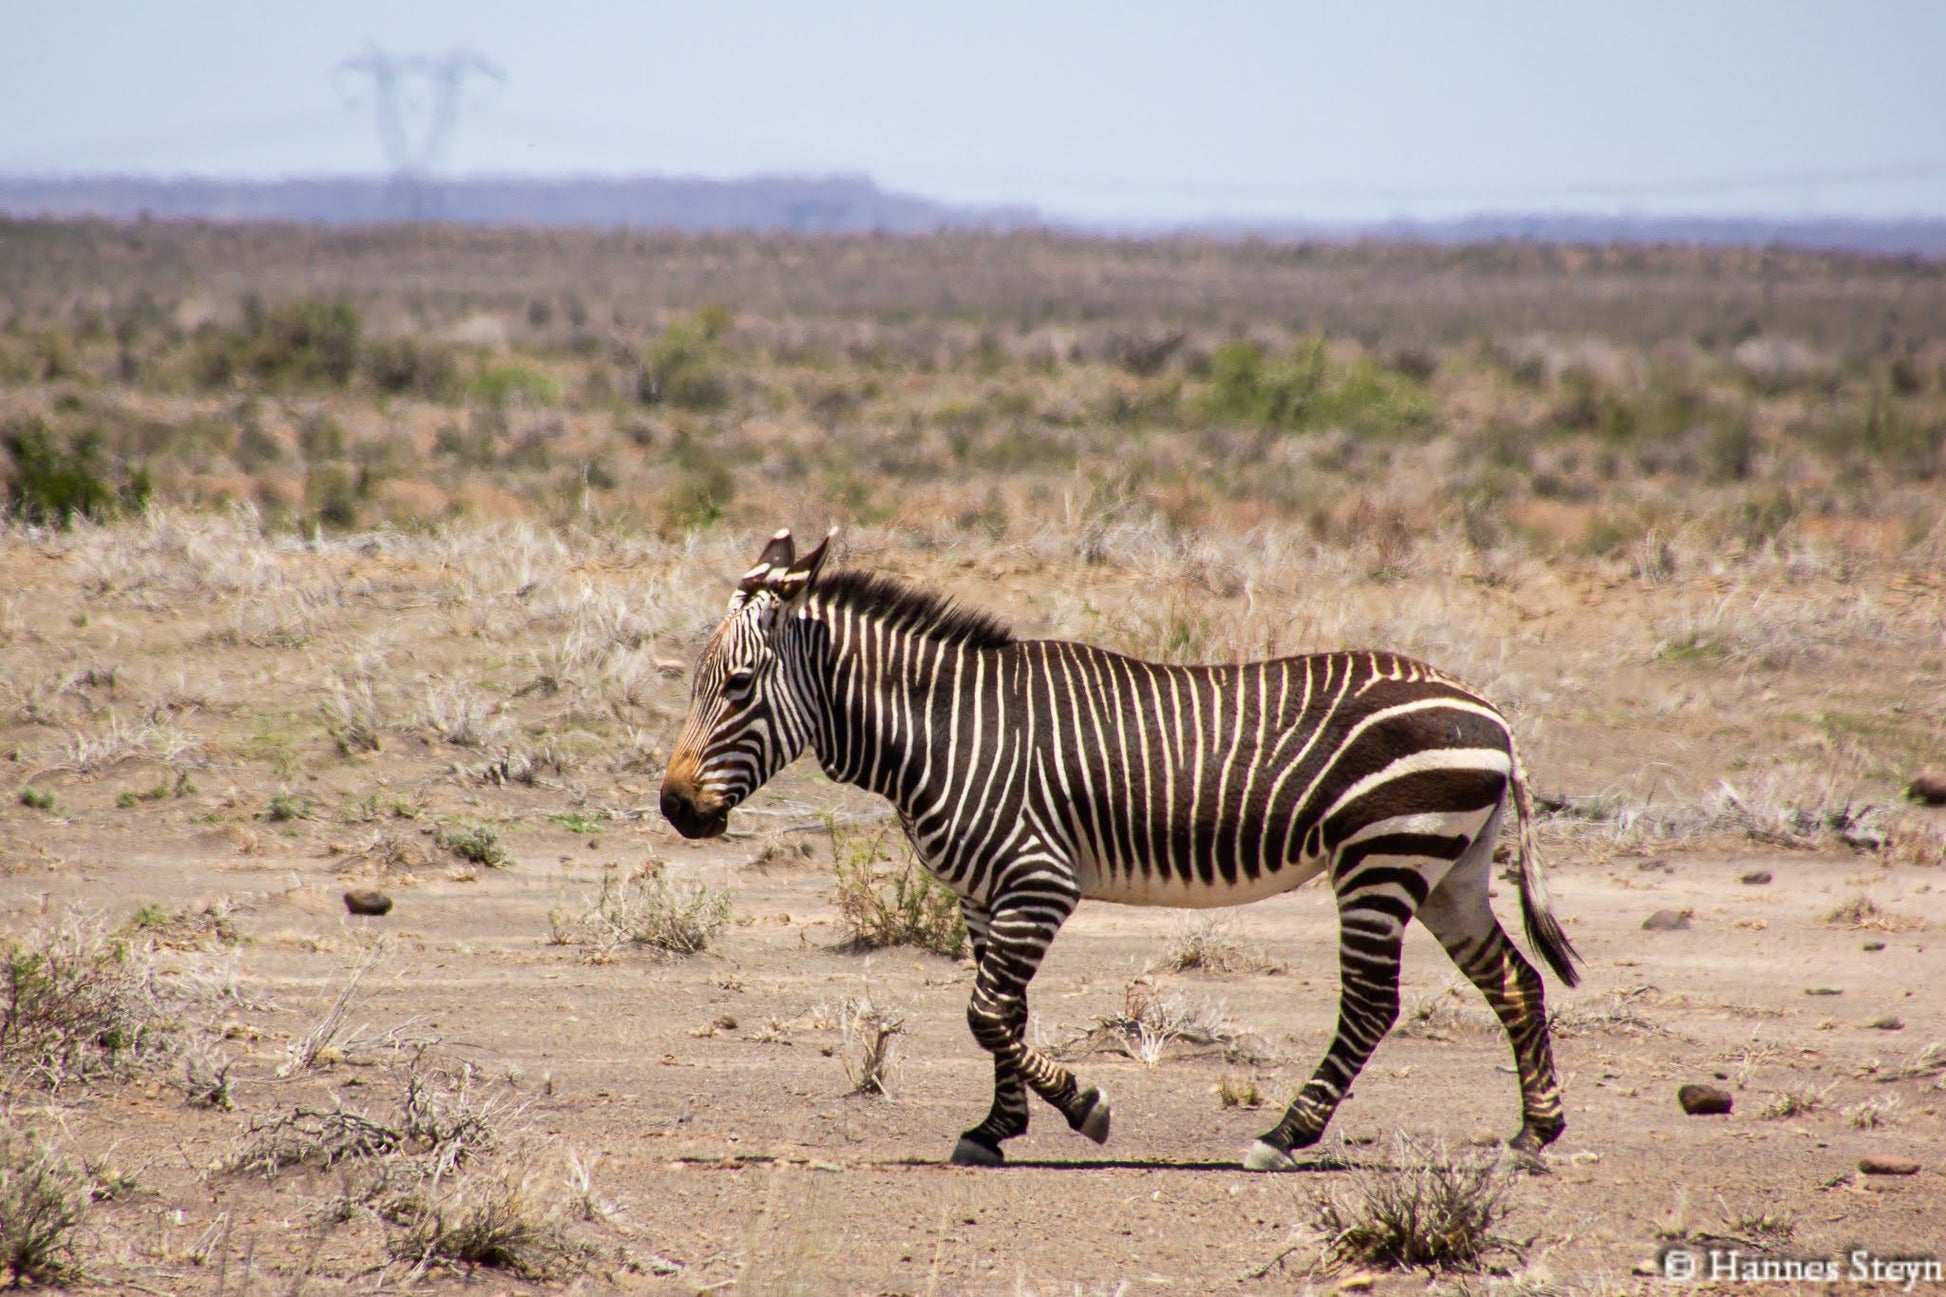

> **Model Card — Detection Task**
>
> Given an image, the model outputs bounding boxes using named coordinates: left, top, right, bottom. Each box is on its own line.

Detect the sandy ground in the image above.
left=6, top=773, right=1943, bottom=1294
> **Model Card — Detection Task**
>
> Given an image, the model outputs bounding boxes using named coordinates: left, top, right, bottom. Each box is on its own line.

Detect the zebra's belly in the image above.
left=1079, top=853, right=1330, bottom=907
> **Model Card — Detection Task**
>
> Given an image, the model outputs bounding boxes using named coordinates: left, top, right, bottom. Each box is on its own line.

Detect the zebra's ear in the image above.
left=735, top=528, right=797, bottom=602
left=772, top=528, right=834, bottom=605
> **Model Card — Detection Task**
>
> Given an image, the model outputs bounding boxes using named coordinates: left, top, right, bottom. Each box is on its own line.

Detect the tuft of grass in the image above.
left=1217, top=1074, right=1265, bottom=1108
left=18, top=787, right=56, bottom=811
left=1313, top=1135, right=1515, bottom=1271
left=1842, top=1095, right=1902, bottom=1129
left=436, top=819, right=510, bottom=868
left=1824, top=893, right=1923, bottom=932
left=828, top=824, right=966, bottom=958
left=0, top=1129, right=89, bottom=1287
left=1757, top=1082, right=1836, bottom=1120
left=1158, top=915, right=1270, bottom=975
left=840, top=986, right=905, bottom=1097
left=388, top=1167, right=585, bottom=1280
left=549, top=864, right=731, bottom=960
left=266, top=791, right=314, bottom=822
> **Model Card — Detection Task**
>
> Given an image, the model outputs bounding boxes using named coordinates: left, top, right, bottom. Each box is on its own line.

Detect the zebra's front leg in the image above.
left=1246, top=909, right=1406, bottom=1171
left=951, top=902, right=1030, bottom=1165
left=949, top=893, right=1111, bottom=1167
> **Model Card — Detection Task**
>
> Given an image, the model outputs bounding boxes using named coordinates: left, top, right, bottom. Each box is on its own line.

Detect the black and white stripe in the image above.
left=661, top=530, right=1580, bottom=1169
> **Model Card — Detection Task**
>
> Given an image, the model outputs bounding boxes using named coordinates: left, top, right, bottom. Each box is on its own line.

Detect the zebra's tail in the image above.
left=1508, top=738, right=1581, bottom=988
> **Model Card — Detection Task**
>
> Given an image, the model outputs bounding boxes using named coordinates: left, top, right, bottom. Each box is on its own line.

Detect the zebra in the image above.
left=659, top=529, right=1580, bottom=1171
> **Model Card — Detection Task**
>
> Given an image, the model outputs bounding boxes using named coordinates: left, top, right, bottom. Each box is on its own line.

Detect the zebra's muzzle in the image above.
left=660, top=785, right=730, bottom=839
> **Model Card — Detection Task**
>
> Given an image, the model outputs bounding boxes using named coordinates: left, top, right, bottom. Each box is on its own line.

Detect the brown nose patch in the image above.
left=661, top=747, right=702, bottom=799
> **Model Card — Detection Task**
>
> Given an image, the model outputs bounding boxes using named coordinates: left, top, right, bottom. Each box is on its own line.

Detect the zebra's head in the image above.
left=659, top=528, right=833, bottom=840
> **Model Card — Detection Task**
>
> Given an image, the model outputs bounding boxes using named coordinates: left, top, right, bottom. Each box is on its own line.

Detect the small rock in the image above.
left=1465, top=1128, right=1500, bottom=1148
left=1642, top=908, right=1692, bottom=931
left=1858, top=1154, right=1922, bottom=1177
left=343, top=888, right=393, bottom=916
left=1863, top=941, right=1886, bottom=952
left=1740, top=870, right=1773, bottom=885
left=1804, top=987, right=1843, bottom=996
left=1678, top=1083, right=1734, bottom=1116
left=1907, top=769, right=1946, bottom=807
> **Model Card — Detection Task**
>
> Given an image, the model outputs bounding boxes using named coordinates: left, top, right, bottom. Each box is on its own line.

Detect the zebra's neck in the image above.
left=794, top=603, right=1011, bottom=818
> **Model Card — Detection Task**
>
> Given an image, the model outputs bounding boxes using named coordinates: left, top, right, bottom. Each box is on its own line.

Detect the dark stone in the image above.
left=1906, top=769, right=1946, bottom=807
left=1740, top=870, right=1773, bottom=885
left=1863, top=941, right=1887, bottom=952
left=1678, top=1084, right=1733, bottom=1116
left=1858, top=1154, right=1922, bottom=1176
left=1642, top=908, right=1691, bottom=931
left=343, top=888, right=393, bottom=916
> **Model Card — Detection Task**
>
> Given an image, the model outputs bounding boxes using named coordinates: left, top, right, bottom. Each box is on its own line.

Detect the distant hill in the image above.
left=1, top=173, right=1941, bottom=256
left=0, top=173, right=1040, bottom=234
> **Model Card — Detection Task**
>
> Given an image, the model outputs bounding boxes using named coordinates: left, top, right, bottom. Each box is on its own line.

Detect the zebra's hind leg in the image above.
left=1247, top=906, right=1409, bottom=1172
left=1416, top=851, right=1567, bottom=1155
left=951, top=891, right=1109, bottom=1166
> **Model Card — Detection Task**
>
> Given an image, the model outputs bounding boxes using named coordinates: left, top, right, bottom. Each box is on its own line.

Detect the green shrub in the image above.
left=469, top=363, right=560, bottom=408
left=640, top=316, right=731, bottom=411
left=1196, top=337, right=1429, bottom=436
left=0, top=1129, right=88, bottom=1286
left=435, top=820, right=509, bottom=868
left=1, top=916, right=167, bottom=1090
left=830, top=825, right=966, bottom=958
left=4, top=419, right=151, bottom=527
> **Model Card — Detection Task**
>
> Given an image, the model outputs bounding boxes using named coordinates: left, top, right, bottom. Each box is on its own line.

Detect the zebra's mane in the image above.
left=812, top=570, right=1015, bottom=649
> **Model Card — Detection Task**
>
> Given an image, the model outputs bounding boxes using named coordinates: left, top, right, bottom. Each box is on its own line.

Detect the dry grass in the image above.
left=839, top=986, right=906, bottom=1097
left=1313, top=1135, right=1516, bottom=1271
left=1059, top=977, right=1274, bottom=1068
left=829, top=823, right=966, bottom=958
left=1156, top=914, right=1274, bottom=975
left=547, top=862, right=732, bottom=961
left=0, top=1127, right=89, bottom=1287
left=1, top=912, right=171, bottom=1091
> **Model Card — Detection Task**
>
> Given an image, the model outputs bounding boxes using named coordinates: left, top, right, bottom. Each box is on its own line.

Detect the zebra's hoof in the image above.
left=1243, top=1139, right=1300, bottom=1172
left=1075, top=1087, right=1111, bottom=1145
left=949, top=1136, right=1005, bottom=1167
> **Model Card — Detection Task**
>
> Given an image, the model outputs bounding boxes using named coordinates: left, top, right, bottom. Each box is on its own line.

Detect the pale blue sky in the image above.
left=5, top=2, right=1944, bottom=224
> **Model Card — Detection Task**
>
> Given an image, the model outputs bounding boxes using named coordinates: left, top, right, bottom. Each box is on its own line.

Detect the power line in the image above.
left=334, top=45, right=503, bottom=217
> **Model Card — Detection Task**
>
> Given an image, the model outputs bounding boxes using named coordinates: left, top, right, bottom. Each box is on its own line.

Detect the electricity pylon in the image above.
left=335, top=46, right=503, bottom=219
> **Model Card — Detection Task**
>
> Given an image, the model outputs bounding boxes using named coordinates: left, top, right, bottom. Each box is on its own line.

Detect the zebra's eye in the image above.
left=724, top=668, right=756, bottom=694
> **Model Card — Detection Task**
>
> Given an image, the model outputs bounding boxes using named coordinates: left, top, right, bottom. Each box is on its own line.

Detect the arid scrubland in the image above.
left=1, top=221, right=1943, bottom=1291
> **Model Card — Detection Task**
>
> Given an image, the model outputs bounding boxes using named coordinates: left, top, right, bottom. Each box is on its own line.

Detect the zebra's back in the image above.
left=1016, top=645, right=1516, bottom=906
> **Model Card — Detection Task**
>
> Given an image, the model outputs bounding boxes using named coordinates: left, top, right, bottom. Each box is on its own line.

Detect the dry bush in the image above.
left=1059, top=977, right=1273, bottom=1067
left=829, top=823, right=966, bottom=958
left=1824, top=893, right=1924, bottom=932
left=239, top=1052, right=511, bottom=1178
left=0, top=1127, right=88, bottom=1287
left=418, top=677, right=510, bottom=748
left=433, top=818, right=510, bottom=868
left=839, top=987, right=906, bottom=1097
left=1396, top=984, right=1496, bottom=1041
left=548, top=863, right=731, bottom=961
left=1216, top=1074, right=1265, bottom=1108
left=1157, top=914, right=1272, bottom=975
left=1, top=912, right=171, bottom=1090
left=323, top=676, right=387, bottom=754
left=388, top=1165, right=587, bottom=1281
left=1545, top=986, right=1669, bottom=1039
left=1313, top=1136, right=1516, bottom=1271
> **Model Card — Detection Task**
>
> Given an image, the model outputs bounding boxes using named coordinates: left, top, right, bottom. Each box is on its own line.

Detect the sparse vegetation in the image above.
left=548, top=863, right=732, bottom=960
left=0, top=1128, right=89, bottom=1287
left=829, top=823, right=966, bottom=957
left=1313, top=1136, right=1515, bottom=1271
left=1, top=913, right=169, bottom=1090
left=435, top=819, right=510, bottom=868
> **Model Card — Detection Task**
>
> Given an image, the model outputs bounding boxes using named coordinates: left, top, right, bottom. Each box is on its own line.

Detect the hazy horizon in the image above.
left=7, top=2, right=1945, bottom=226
